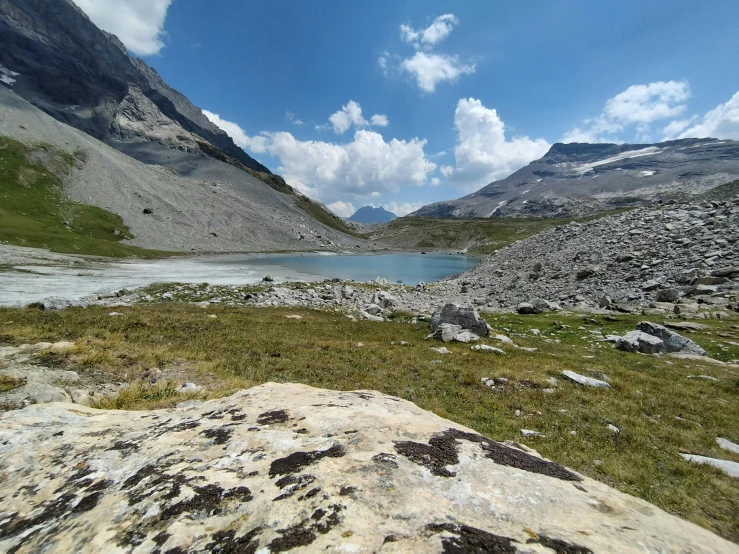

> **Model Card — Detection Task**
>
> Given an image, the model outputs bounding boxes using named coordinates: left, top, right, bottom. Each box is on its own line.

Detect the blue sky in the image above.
left=76, top=0, right=739, bottom=216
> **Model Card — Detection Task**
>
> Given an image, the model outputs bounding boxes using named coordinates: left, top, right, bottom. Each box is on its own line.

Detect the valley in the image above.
left=0, top=1, right=738, bottom=552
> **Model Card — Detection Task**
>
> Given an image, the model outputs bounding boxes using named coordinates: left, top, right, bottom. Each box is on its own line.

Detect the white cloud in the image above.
left=327, top=201, right=356, bottom=218
left=400, top=52, right=475, bottom=93
left=326, top=101, right=389, bottom=134
left=563, top=81, right=691, bottom=143
left=202, top=109, right=266, bottom=153
left=384, top=14, right=474, bottom=93
left=370, top=114, right=389, bottom=127
left=443, top=98, right=551, bottom=192
left=73, top=0, right=173, bottom=56
left=430, top=177, right=441, bottom=186
left=604, top=81, right=690, bottom=125
left=662, top=117, right=697, bottom=139
left=400, top=14, right=458, bottom=48
left=382, top=201, right=425, bottom=217
left=329, top=101, right=367, bottom=134
left=285, top=111, right=304, bottom=125
left=259, top=130, right=436, bottom=202
left=676, top=91, right=739, bottom=140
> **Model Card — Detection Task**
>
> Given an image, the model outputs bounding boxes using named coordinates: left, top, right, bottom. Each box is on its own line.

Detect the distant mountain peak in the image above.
left=349, top=206, right=397, bottom=224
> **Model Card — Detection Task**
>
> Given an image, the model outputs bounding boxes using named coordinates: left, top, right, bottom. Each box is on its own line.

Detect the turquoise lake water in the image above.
left=209, top=252, right=480, bottom=285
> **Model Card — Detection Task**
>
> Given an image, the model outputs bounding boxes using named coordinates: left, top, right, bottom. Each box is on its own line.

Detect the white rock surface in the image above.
left=561, top=370, right=611, bottom=389
left=680, top=454, right=739, bottom=479
left=717, top=437, right=739, bottom=455
left=0, top=383, right=733, bottom=553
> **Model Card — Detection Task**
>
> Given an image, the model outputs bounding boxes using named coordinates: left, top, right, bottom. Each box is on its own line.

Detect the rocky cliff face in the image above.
left=414, top=139, right=739, bottom=219
left=0, top=0, right=269, bottom=173
left=0, top=382, right=734, bottom=553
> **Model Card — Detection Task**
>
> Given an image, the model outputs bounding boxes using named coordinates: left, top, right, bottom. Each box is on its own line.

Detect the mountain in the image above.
left=349, top=206, right=397, bottom=224
left=0, top=0, right=268, bottom=173
left=0, top=0, right=364, bottom=253
left=413, top=139, right=739, bottom=219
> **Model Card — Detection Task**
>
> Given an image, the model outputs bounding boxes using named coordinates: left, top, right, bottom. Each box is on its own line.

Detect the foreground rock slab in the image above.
left=0, top=383, right=734, bottom=553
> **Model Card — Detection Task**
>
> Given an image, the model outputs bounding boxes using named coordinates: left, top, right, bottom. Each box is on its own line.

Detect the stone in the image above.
left=635, top=321, right=707, bottom=356
left=517, top=302, right=540, bottom=315
left=607, top=424, right=620, bottom=433
left=430, top=304, right=489, bottom=337
left=656, top=289, right=680, bottom=303
left=0, top=383, right=732, bottom=552
left=616, top=331, right=664, bottom=354
left=177, top=382, right=202, bottom=393
left=576, top=266, right=599, bottom=280
left=340, top=285, right=354, bottom=300
left=262, top=275, right=274, bottom=282
left=425, top=323, right=462, bottom=343
left=642, top=280, right=660, bottom=291
left=531, top=298, right=560, bottom=312
left=430, top=346, right=452, bottom=355
left=371, top=291, right=396, bottom=310
left=599, top=295, right=613, bottom=309
left=717, top=438, right=739, bottom=455
left=665, top=322, right=709, bottom=331
left=108, top=311, right=124, bottom=317
left=452, top=330, right=480, bottom=343
left=561, top=370, right=611, bottom=389
left=680, top=454, right=739, bottom=479
left=712, top=266, right=739, bottom=277
left=520, top=429, right=545, bottom=437
left=359, top=311, right=383, bottom=322
left=285, top=315, right=303, bottom=320
left=471, top=345, right=505, bottom=355
left=532, top=261, right=543, bottom=273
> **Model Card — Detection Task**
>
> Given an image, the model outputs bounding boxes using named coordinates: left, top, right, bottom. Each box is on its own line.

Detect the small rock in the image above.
left=607, top=424, right=620, bottom=433
left=561, top=370, right=611, bottom=389
left=520, top=429, right=545, bottom=437
left=471, top=344, right=505, bottom=355
left=430, top=347, right=451, bottom=355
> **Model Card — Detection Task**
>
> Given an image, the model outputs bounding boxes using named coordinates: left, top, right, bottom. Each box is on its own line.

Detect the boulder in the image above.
left=426, top=324, right=479, bottom=343
left=656, top=289, right=680, bottom=303
left=371, top=291, right=396, bottom=310
left=616, top=331, right=664, bottom=354
left=531, top=298, right=560, bottom=312
left=635, top=321, right=707, bottom=356
left=516, top=302, right=540, bottom=315
left=0, top=383, right=733, bottom=553
left=430, top=304, right=489, bottom=337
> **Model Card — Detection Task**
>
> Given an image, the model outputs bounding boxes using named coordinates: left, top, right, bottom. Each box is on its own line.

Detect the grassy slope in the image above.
left=371, top=210, right=632, bottom=255
left=1, top=305, right=737, bottom=541
left=0, top=137, right=173, bottom=258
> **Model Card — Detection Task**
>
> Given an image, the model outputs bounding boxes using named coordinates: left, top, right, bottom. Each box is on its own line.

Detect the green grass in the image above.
left=371, top=210, right=632, bottom=255
left=0, top=305, right=737, bottom=541
left=0, top=136, right=173, bottom=258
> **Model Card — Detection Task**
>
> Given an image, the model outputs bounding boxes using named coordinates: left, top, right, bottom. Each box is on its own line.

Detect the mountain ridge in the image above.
left=413, top=138, right=739, bottom=219
left=349, top=205, right=397, bottom=224
left=0, top=0, right=269, bottom=173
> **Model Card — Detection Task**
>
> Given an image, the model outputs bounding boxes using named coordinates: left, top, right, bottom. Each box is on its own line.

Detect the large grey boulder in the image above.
left=0, top=382, right=733, bottom=553
left=636, top=321, right=707, bottom=356
left=430, top=304, right=489, bottom=337
left=616, top=331, right=665, bottom=354
left=517, top=302, right=541, bottom=315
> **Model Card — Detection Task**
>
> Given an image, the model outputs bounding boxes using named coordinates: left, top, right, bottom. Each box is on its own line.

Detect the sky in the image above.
left=75, top=0, right=739, bottom=217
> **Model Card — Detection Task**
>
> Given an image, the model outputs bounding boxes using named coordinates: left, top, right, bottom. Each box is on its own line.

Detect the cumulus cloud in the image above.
left=202, top=110, right=266, bottom=153
left=675, top=91, right=739, bottom=140
left=260, top=130, right=436, bottom=201
left=326, top=101, right=389, bottom=134
left=562, top=81, right=691, bottom=143
left=443, top=98, right=550, bottom=192
left=370, top=114, right=389, bottom=127
left=382, top=14, right=474, bottom=93
left=327, top=201, right=356, bottom=218
left=400, top=52, right=476, bottom=94
left=73, top=0, right=173, bottom=56
left=382, top=201, right=425, bottom=217
left=400, top=14, right=458, bottom=48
